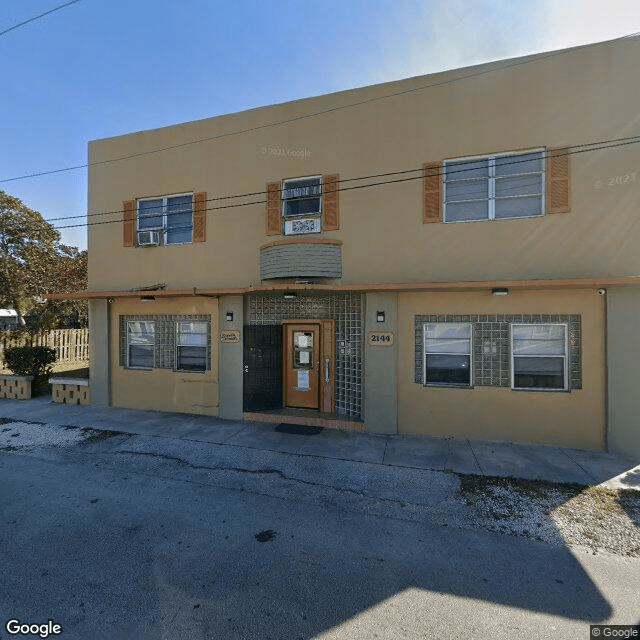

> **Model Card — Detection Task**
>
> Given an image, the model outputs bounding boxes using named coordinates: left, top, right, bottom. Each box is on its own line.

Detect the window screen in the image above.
left=511, top=324, right=567, bottom=390
left=137, top=195, right=193, bottom=244
left=423, top=323, right=472, bottom=386
left=127, top=321, right=155, bottom=368
left=176, top=321, right=208, bottom=371
left=444, top=150, right=544, bottom=222
left=282, top=177, right=322, bottom=217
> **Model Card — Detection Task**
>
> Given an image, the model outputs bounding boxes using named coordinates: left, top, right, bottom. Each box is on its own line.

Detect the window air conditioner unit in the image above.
left=137, top=230, right=161, bottom=246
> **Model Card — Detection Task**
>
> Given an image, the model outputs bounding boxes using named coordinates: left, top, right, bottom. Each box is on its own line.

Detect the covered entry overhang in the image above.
left=46, top=276, right=640, bottom=436
left=44, top=275, right=640, bottom=301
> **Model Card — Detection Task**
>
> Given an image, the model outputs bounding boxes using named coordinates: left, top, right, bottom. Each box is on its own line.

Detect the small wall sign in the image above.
left=367, top=331, right=394, bottom=346
left=219, top=330, right=241, bottom=344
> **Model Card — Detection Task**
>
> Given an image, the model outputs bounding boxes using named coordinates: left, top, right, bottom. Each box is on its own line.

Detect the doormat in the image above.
left=274, top=423, right=324, bottom=436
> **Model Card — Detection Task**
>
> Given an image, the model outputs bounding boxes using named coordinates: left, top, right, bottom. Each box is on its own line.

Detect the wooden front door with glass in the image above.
left=283, top=321, right=334, bottom=411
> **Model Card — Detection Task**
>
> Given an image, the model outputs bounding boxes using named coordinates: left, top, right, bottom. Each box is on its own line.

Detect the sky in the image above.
left=1, top=0, right=640, bottom=251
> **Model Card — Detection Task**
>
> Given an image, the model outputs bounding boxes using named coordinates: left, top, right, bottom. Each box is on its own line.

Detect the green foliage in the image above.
left=3, top=346, right=57, bottom=388
left=30, top=245, right=88, bottom=331
left=0, top=190, right=87, bottom=331
left=0, top=190, right=59, bottom=320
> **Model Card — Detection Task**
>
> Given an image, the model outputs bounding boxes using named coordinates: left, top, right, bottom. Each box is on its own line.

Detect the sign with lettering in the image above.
left=219, top=330, right=241, bottom=344
left=367, top=331, right=394, bottom=346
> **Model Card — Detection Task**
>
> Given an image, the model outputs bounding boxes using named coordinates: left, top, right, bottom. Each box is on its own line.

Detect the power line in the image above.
left=33, top=134, right=640, bottom=228
left=0, top=0, right=84, bottom=38
left=39, top=135, right=640, bottom=224
left=2, top=32, right=639, bottom=184
left=49, top=138, right=640, bottom=230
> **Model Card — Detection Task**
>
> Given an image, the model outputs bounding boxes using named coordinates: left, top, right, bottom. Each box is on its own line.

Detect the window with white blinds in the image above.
left=444, top=150, right=545, bottom=222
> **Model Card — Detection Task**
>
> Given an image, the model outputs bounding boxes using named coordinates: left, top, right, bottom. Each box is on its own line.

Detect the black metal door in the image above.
left=243, top=325, right=283, bottom=411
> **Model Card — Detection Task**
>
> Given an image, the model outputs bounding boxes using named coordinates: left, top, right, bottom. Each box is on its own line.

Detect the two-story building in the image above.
left=60, top=36, right=640, bottom=455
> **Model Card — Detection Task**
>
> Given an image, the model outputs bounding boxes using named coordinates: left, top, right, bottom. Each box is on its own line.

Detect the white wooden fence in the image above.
left=0, top=329, right=89, bottom=369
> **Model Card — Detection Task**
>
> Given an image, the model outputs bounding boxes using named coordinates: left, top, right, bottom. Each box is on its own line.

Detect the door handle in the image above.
left=325, top=358, right=330, bottom=384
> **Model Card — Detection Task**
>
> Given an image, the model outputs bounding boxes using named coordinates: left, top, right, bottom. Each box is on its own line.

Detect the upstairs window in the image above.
left=281, top=176, right=322, bottom=235
left=137, top=194, right=193, bottom=245
left=444, top=150, right=545, bottom=223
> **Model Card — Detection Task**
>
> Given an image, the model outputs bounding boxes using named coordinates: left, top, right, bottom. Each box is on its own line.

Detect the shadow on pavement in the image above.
left=0, top=452, right=617, bottom=640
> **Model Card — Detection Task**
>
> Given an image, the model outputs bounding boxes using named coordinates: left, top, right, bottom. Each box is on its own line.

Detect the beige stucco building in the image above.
left=69, top=37, right=640, bottom=454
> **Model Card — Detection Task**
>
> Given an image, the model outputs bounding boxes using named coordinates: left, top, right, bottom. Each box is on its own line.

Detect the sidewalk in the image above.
left=1, top=396, right=638, bottom=490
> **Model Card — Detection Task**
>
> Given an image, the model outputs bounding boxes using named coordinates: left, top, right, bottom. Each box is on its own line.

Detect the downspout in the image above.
left=601, top=288, right=609, bottom=452
left=107, top=298, right=112, bottom=406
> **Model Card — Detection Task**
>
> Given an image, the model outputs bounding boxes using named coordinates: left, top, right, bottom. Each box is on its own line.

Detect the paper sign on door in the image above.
left=297, top=370, right=310, bottom=390
left=299, top=351, right=310, bottom=364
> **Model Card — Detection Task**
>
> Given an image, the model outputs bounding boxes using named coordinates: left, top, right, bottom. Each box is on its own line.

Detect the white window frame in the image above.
left=126, top=320, right=155, bottom=369
left=510, top=323, right=568, bottom=391
left=422, top=322, right=473, bottom=388
left=281, top=175, right=323, bottom=235
left=175, top=321, right=209, bottom=372
left=443, top=149, right=545, bottom=223
left=137, top=193, right=194, bottom=245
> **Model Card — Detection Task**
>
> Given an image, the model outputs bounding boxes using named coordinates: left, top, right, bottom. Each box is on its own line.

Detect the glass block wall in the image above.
left=119, top=315, right=212, bottom=369
left=246, top=293, right=363, bottom=417
left=414, top=314, right=581, bottom=389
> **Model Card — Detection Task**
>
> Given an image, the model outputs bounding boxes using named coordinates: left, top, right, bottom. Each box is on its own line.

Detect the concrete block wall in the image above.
left=50, top=379, right=91, bottom=405
left=0, top=375, right=33, bottom=400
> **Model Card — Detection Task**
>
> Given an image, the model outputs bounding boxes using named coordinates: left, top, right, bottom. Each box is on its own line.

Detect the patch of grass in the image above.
left=459, top=474, right=640, bottom=517
left=582, top=486, right=625, bottom=516
left=457, top=474, right=587, bottom=499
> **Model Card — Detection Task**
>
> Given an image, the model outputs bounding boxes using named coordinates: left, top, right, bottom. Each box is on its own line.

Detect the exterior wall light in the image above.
left=284, top=292, right=297, bottom=300
left=226, top=312, right=234, bottom=322
left=491, top=288, right=509, bottom=296
left=376, top=311, right=385, bottom=323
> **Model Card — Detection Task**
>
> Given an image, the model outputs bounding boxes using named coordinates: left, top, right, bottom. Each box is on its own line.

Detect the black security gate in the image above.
left=243, top=325, right=283, bottom=411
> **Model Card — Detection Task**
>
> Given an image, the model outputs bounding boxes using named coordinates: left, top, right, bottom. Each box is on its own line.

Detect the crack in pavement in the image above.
left=3, top=446, right=450, bottom=533
left=109, top=448, right=416, bottom=504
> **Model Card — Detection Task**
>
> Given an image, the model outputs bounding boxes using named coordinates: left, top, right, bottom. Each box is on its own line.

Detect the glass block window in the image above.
left=444, top=150, right=544, bottom=222
left=423, top=323, right=472, bottom=386
left=127, top=321, right=155, bottom=369
left=176, top=321, right=208, bottom=372
left=511, top=324, right=567, bottom=390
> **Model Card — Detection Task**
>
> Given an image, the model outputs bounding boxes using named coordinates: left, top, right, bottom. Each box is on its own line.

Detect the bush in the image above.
left=3, top=346, right=57, bottom=389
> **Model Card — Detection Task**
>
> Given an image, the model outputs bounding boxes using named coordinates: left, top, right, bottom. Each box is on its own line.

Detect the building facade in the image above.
left=0, top=310, right=19, bottom=331
left=79, top=37, right=640, bottom=455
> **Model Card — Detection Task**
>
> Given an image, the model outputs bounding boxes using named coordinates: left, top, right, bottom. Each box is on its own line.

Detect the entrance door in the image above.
left=284, top=323, right=320, bottom=409
left=283, top=320, right=335, bottom=411
left=243, top=325, right=283, bottom=411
